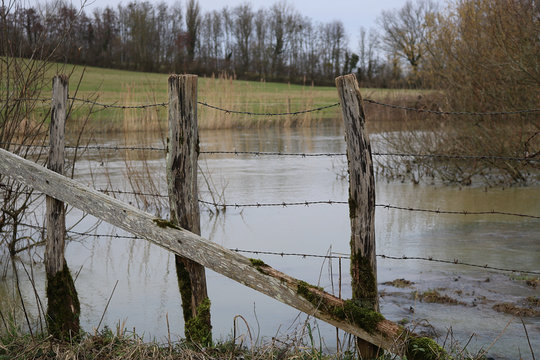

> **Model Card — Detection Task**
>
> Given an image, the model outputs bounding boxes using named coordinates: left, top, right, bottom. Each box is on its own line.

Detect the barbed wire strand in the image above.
left=362, top=98, right=540, bottom=116
left=230, top=249, right=540, bottom=275
left=68, top=96, right=168, bottom=109
left=5, top=223, right=537, bottom=275
left=1, top=142, right=537, bottom=162
left=93, top=191, right=540, bottom=219
left=7, top=96, right=540, bottom=116
left=197, top=101, right=340, bottom=116
left=2, top=186, right=537, bottom=219
left=198, top=199, right=540, bottom=219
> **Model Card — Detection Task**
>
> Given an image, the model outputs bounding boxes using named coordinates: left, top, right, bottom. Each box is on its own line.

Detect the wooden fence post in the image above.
left=45, top=74, right=80, bottom=339
left=336, top=74, right=379, bottom=358
left=167, top=74, right=211, bottom=345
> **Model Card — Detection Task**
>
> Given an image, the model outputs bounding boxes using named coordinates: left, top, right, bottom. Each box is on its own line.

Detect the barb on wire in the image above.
left=363, top=98, right=540, bottom=116
left=97, top=188, right=168, bottom=198
left=198, top=101, right=340, bottom=116
left=68, top=96, right=168, bottom=109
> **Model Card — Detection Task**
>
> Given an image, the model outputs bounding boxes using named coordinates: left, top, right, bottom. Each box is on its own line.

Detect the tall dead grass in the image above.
left=197, top=73, right=336, bottom=129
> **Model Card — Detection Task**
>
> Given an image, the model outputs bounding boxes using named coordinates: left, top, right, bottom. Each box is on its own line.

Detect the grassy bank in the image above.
left=36, top=63, right=425, bottom=131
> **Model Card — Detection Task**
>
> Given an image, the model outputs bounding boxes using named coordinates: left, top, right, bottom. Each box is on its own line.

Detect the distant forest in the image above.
left=2, top=0, right=538, bottom=99
left=1, top=0, right=403, bottom=87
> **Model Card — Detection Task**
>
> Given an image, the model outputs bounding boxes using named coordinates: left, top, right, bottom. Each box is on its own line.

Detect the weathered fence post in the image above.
left=46, top=74, right=80, bottom=339
left=167, top=74, right=211, bottom=345
left=336, top=74, right=379, bottom=358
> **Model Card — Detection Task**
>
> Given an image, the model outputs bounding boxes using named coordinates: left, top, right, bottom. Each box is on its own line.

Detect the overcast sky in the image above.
left=80, top=0, right=415, bottom=48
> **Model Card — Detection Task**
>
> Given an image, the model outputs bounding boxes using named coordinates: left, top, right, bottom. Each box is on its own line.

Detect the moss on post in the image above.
left=296, top=280, right=384, bottom=334
left=185, top=298, right=212, bottom=346
left=176, top=258, right=194, bottom=323
left=46, top=261, right=80, bottom=340
left=350, top=251, right=378, bottom=308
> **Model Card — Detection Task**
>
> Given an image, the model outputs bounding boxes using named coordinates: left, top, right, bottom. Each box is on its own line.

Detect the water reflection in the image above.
left=2, top=121, right=538, bottom=358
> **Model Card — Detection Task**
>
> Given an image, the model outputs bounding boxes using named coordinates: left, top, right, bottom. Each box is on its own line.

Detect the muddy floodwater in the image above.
left=2, top=121, right=539, bottom=358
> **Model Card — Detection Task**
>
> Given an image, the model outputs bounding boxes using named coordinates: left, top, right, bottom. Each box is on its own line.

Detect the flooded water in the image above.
left=2, top=121, right=539, bottom=358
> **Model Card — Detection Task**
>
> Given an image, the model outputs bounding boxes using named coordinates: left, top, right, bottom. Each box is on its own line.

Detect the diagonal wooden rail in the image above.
left=0, top=147, right=406, bottom=354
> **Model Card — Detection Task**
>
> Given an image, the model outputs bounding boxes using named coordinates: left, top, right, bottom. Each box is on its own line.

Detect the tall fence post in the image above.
left=336, top=74, right=379, bottom=358
left=167, top=74, right=211, bottom=345
left=46, top=74, right=80, bottom=339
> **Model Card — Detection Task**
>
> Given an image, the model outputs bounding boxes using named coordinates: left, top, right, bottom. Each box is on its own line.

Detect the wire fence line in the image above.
left=68, top=96, right=168, bottom=109
left=95, top=191, right=540, bottom=219
left=198, top=199, right=540, bottom=219
left=1, top=142, right=537, bottom=163
left=2, top=183, right=538, bottom=220
left=197, top=101, right=340, bottom=116
left=362, top=98, right=540, bottom=116
left=5, top=223, right=538, bottom=276
left=8, top=96, right=540, bottom=116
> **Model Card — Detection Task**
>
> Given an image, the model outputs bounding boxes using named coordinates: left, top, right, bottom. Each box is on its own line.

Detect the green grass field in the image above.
left=36, top=62, right=425, bottom=130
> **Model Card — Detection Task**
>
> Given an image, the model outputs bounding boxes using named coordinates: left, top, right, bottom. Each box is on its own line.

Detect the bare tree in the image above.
left=232, top=3, right=253, bottom=75
left=357, top=27, right=379, bottom=85
left=378, top=0, right=437, bottom=83
left=185, top=0, right=200, bottom=64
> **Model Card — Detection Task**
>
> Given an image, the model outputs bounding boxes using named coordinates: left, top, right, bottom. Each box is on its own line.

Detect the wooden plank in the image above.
left=0, top=148, right=405, bottom=353
left=336, top=74, right=379, bottom=357
left=167, top=74, right=211, bottom=344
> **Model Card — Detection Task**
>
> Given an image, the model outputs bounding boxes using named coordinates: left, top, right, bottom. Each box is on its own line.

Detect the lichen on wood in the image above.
left=153, top=218, right=181, bottom=230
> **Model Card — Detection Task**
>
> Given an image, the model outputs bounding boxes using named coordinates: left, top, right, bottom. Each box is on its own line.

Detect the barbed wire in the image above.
left=1, top=97, right=50, bottom=103
left=373, top=152, right=539, bottom=162
left=198, top=199, right=347, bottom=208
left=3, top=186, right=536, bottom=219
left=68, top=96, right=168, bottom=109
left=6, top=95, right=540, bottom=117
left=230, top=249, right=540, bottom=275
left=201, top=150, right=538, bottom=162
left=198, top=199, right=540, bottom=219
left=197, top=101, right=340, bottom=116
left=362, top=98, right=540, bottom=116
left=201, top=150, right=344, bottom=157
left=8, top=222, right=538, bottom=275
left=376, top=204, right=540, bottom=219
left=97, top=188, right=168, bottom=198
left=2, top=142, right=536, bottom=162
left=0, top=143, right=167, bottom=152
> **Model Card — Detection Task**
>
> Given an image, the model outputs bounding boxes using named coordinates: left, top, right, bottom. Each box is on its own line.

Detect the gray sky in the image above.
left=81, top=0, right=413, bottom=48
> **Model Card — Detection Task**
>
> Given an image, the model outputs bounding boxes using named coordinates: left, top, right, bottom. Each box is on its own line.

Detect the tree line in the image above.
left=2, top=0, right=538, bottom=101
left=1, top=0, right=406, bottom=87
